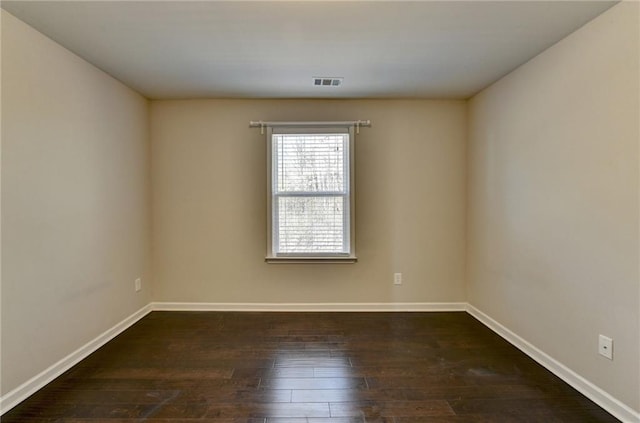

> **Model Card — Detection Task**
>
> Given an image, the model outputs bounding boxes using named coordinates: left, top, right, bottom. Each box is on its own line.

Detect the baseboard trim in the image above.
left=0, top=304, right=153, bottom=415
left=466, top=304, right=639, bottom=423
left=151, top=301, right=467, bottom=312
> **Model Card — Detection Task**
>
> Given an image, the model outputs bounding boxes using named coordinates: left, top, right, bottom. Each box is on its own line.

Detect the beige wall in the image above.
left=467, top=2, right=639, bottom=411
left=151, top=99, right=466, bottom=304
left=1, top=10, right=151, bottom=395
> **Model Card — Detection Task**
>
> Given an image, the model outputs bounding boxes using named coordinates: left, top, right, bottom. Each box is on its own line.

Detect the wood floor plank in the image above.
left=1, top=311, right=620, bottom=422
left=260, top=377, right=367, bottom=390
left=329, top=399, right=455, bottom=418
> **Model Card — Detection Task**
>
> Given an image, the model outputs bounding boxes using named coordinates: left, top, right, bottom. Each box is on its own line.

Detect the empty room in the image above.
left=1, top=1, right=638, bottom=422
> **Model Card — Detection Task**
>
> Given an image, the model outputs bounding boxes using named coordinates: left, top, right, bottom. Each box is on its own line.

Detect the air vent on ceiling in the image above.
left=313, top=77, right=343, bottom=87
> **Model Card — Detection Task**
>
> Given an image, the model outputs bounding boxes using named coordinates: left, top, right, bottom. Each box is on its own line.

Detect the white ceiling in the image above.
left=2, top=1, right=617, bottom=99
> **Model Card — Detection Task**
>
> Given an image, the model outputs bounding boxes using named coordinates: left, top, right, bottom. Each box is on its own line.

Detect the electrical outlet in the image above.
left=598, top=335, right=613, bottom=360
left=135, top=278, right=142, bottom=292
left=393, top=273, right=402, bottom=285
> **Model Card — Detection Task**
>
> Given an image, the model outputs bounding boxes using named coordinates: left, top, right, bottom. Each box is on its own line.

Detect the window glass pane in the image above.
left=274, top=134, right=346, bottom=193
left=277, top=196, right=345, bottom=253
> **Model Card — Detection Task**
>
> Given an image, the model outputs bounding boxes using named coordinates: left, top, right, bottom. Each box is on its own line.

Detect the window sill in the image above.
left=265, top=256, right=357, bottom=264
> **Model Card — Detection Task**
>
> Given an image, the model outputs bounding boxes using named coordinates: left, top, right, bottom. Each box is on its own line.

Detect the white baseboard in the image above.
left=466, top=304, right=640, bottom=423
left=0, top=304, right=153, bottom=414
left=151, top=301, right=467, bottom=312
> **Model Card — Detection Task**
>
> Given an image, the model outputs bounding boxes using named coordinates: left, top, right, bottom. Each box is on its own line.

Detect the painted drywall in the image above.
left=1, top=10, right=151, bottom=396
left=151, top=99, right=466, bottom=304
left=467, top=2, right=639, bottom=412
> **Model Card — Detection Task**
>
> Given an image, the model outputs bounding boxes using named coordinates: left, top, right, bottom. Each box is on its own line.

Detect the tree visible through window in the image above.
left=267, top=127, right=355, bottom=261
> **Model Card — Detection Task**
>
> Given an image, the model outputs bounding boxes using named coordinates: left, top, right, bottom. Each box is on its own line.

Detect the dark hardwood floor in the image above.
left=2, top=311, right=620, bottom=422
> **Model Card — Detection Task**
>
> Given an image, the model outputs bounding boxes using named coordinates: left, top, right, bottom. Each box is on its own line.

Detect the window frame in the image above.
left=266, top=125, right=356, bottom=263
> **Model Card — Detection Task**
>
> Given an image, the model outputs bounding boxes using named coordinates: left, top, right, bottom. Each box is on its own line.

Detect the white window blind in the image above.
left=265, top=125, right=357, bottom=262
left=273, top=133, right=349, bottom=255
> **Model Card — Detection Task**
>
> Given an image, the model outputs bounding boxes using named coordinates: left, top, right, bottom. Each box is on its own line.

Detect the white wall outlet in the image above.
left=598, top=335, right=613, bottom=360
left=393, top=273, right=402, bottom=285
left=134, top=278, right=142, bottom=292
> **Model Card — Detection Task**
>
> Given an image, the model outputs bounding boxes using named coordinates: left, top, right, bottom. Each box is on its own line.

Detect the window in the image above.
left=266, top=125, right=356, bottom=262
